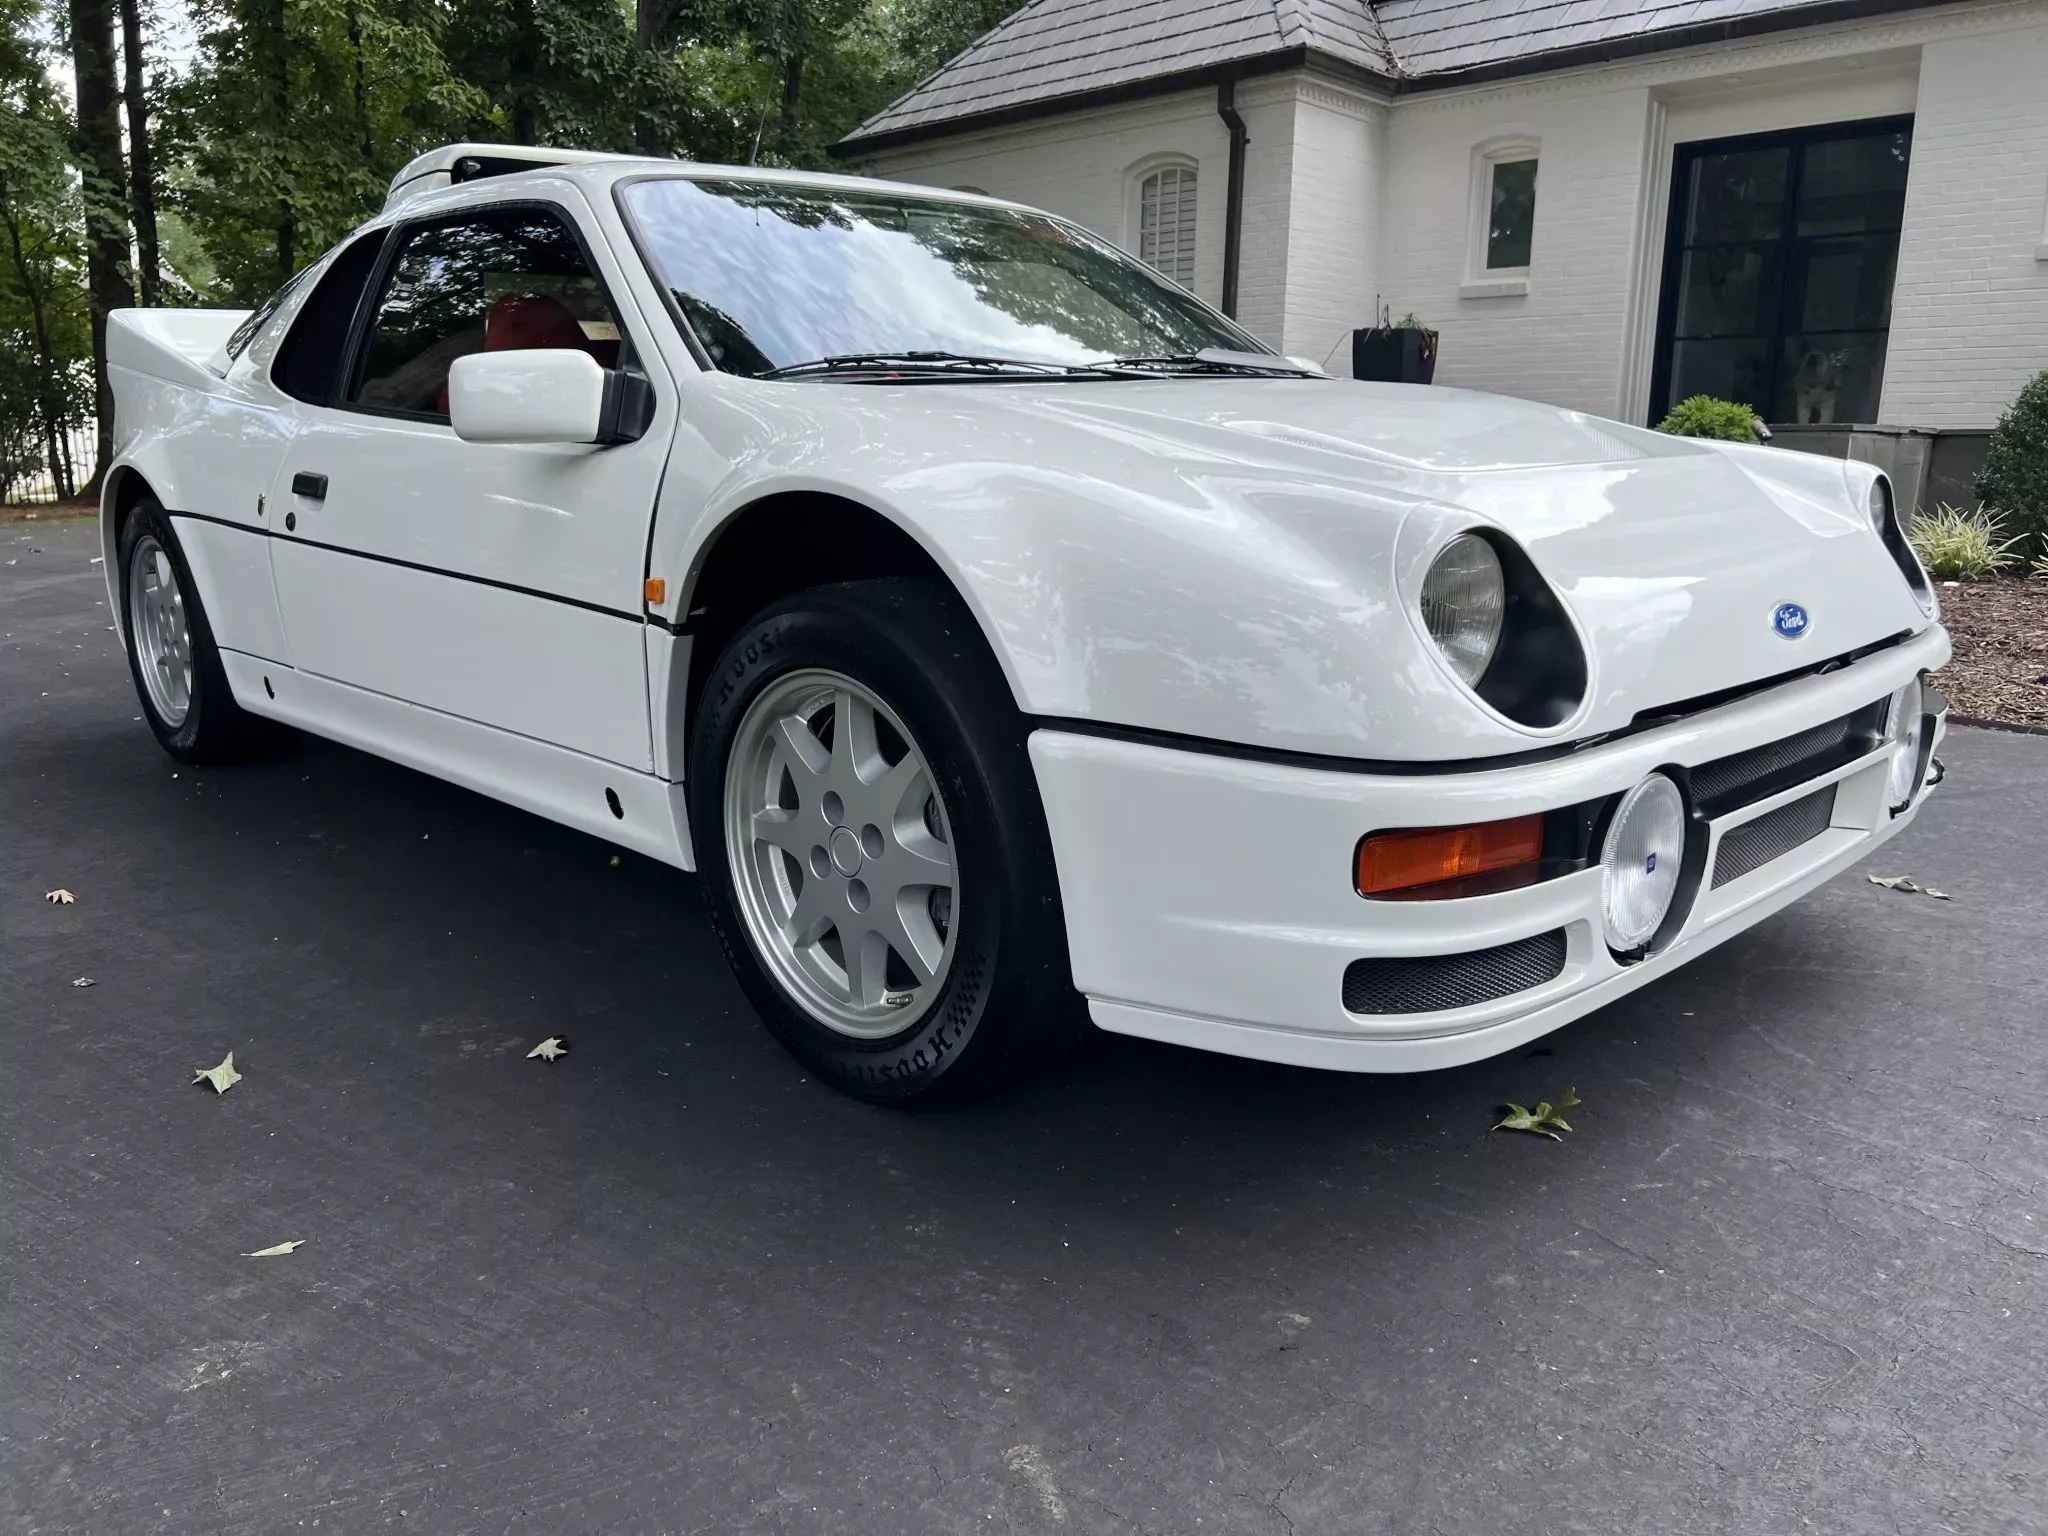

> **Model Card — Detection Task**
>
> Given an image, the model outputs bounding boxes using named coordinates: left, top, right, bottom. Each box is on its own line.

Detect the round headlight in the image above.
left=1600, top=774, right=1687, bottom=952
left=1420, top=533, right=1505, bottom=686
left=1885, top=675, right=1926, bottom=810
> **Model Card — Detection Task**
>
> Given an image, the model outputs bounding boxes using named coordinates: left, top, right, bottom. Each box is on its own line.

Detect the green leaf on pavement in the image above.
left=1494, top=1088, right=1582, bottom=1140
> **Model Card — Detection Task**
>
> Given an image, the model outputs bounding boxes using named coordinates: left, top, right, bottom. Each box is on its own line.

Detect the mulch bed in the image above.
left=0, top=499, right=96, bottom=525
left=1930, top=576, right=2048, bottom=730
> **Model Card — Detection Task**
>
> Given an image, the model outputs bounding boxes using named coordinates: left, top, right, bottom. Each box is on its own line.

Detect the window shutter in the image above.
left=1138, top=168, right=1197, bottom=286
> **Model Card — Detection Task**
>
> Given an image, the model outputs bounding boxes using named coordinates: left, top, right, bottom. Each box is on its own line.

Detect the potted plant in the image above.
left=1352, top=302, right=1438, bottom=385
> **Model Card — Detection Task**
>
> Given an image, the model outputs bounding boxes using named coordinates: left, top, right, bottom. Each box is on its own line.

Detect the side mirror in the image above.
left=447, top=349, right=653, bottom=446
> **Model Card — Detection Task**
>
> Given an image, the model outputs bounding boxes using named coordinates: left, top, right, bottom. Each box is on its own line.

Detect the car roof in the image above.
left=377, top=142, right=1031, bottom=224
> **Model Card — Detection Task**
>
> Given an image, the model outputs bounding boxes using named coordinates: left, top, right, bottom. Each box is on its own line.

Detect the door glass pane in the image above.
left=1684, top=147, right=1789, bottom=242
left=1773, top=333, right=1888, bottom=424
left=1673, top=244, right=1776, bottom=336
left=1792, top=233, right=1899, bottom=333
left=1657, top=121, right=1909, bottom=426
left=1669, top=337, right=1772, bottom=411
left=1797, top=131, right=1910, bottom=235
left=352, top=209, right=622, bottom=417
left=1487, top=159, right=1538, bottom=269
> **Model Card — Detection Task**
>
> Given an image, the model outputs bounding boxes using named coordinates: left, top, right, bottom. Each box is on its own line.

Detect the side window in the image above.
left=225, top=266, right=311, bottom=361
left=272, top=230, right=388, bottom=405
left=349, top=206, right=625, bottom=418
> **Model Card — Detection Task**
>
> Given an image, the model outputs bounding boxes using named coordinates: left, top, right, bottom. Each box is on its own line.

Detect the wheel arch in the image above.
left=99, top=464, right=160, bottom=637
left=670, top=488, right=1025, bottom=760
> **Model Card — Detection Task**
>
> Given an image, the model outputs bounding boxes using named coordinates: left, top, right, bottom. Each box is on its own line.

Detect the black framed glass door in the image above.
left=1650, top=118, right=1912, bottom=426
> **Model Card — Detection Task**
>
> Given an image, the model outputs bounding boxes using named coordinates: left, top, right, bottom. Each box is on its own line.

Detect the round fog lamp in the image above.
left=1600, top=774, right=1687, bottom=951
left=1885, top=676, right=1926, bottom=810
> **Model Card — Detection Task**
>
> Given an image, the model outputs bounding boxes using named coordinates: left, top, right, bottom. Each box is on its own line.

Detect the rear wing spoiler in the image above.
left=107, top=307, right=250, bottom=390
left=382, top=143, right=632, bottom=212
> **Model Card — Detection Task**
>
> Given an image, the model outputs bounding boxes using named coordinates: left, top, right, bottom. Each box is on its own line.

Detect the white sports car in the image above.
left=103, top=143, right=1948, bottom=1102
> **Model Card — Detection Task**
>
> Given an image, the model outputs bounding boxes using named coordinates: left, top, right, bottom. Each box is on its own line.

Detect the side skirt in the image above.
left=219, top=649, right=696, bottom=871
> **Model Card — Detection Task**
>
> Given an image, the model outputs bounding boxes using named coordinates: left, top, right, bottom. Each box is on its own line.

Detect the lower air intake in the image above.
left=1711, top=785, right=1838, bottom=888
left=1342, top=930, right=1568, bottom=1016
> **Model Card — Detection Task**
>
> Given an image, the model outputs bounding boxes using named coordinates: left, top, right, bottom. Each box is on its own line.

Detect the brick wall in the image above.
left=1379, top=86, right=1654, bottom=417
left=1883, top=22, right=2048, bottom=428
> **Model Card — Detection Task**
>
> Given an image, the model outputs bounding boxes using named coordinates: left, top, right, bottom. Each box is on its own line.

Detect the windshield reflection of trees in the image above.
left=637, top=180, right=1249, bottom=374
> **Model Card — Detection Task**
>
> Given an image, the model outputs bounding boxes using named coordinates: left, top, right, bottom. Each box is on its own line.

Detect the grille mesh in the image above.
left=1689, top=708, right=1873, bottom=808
left=1711, top=786, right=1838, bottom=888
left=1342, top=931, right=1568, bottom=1016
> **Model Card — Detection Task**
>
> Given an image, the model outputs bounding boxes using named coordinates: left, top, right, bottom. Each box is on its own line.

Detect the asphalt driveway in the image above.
left=3, top=518, right=2044, bottom=1535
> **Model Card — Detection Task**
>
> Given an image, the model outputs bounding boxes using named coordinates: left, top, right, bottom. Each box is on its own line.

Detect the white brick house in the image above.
left=835, top=0, right=2048, bottom=498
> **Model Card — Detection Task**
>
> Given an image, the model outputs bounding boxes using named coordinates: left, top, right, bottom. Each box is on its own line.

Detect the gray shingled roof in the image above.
left=839, top=0, right=1932, bottom=149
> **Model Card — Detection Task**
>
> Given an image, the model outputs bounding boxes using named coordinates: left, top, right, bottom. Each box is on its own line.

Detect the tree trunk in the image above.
left=118, top=0, right=159, bottom=305
left=269, top=0, right=293, bottom=284
left=348, top=0, right=373, bottom=164
left=0, top=189, right=74, bottom=498
left=69, top=0, right=132, bottom=496
left=509, top=0, right=538, bottom=145
left=779, top=52, right=804, bottom=133
left=634, top=0, right=677, bottom=50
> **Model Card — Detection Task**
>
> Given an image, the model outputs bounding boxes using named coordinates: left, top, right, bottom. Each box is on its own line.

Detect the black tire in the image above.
left=117, top=498, right=282, bottom=764
left=689, top=578, right=1085, bottom=1104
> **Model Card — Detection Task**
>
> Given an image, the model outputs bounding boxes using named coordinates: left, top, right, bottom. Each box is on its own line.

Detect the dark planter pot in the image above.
left=1352, top=327, right=1438, bottom=385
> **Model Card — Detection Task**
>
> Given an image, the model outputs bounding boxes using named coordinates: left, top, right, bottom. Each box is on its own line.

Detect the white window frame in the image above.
left=1126, top=156, right=1200, bottom=289
left=1463, top=135, right=1541, bottom=299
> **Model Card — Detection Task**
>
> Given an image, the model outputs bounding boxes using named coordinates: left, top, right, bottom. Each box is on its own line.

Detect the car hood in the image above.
left=684, top=376, right=1940, bottom=761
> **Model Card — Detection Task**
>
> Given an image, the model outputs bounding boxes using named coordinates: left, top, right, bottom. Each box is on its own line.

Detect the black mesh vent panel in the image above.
left=1689, top=704, right=1881, bottom=810
left=1711, top=786, right=1837, bottom=888
left=1342, top=931, right=1568, bottom=1016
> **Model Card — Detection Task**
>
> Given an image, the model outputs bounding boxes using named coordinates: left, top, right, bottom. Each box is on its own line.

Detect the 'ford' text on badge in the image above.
left=1772, top=602, right=1810, bottom=639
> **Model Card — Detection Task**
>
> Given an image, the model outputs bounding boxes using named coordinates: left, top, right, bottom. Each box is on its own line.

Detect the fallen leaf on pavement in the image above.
left=1494, top=1088, right=1582, bottom=1141
left=243, top=1240, right=303, bottom=1257
left=44, top=888, right=75, bottom=905
left=527, top=1036, right=568, bottom=1061
left=1868, top=875, right=1952, bottom=901
left=71, top=977, right=95, bottom=988
left=194, top=1052, right=242, bottom=1094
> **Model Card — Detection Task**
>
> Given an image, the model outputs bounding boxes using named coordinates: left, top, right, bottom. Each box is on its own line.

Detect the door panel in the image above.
left=269, top=539, right=653, bottom=768
left=266, top=197, right=669, bottom=770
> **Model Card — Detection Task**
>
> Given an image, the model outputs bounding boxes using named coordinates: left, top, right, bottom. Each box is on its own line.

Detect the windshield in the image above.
left=619, top=177, right=1266, bottom=377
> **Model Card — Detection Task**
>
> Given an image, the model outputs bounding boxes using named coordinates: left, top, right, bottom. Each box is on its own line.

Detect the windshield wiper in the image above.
left=1089, top=347, right=1321, bottom=378
left=756, top=351, right=1085, bottom=380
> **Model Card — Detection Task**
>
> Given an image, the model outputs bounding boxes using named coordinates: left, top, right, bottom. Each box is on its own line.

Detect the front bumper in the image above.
left=1029, top=625, right=1949, bottom=1072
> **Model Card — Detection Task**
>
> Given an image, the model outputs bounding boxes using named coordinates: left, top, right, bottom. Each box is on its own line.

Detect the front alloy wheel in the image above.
left=689, top=578, right=1083, bottom=1103
left=723, top=670, right=958, bottom=1037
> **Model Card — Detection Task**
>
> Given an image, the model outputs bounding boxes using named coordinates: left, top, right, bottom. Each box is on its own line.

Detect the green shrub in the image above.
left=1977, top=372, right=2048, bottom=556
left=1655, top=395, right=1762, bottom=442
left=1908, top=503, right=2022, bottom=580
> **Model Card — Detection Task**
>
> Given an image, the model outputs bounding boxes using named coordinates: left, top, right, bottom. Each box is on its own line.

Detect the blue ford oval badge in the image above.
left=1772, top=602, right=1810, bottom=639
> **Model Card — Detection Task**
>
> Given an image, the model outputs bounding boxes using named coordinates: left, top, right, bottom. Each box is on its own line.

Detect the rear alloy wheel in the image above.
left=690, top=579, right=1083, bottom=1103
left=118, top=497, right=282, bottom=763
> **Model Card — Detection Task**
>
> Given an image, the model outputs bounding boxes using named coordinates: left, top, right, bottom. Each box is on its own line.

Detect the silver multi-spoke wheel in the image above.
left=127, top=534, right=193, bottom=728
left=723, top=669, right=958, bottom=1038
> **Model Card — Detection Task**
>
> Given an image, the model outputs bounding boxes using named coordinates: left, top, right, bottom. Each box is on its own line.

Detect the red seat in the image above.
left=437, top=294, right=618, bottom=414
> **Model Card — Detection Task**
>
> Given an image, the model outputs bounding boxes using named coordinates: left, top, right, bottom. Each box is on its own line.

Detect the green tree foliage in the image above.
left=0, top=0, right=93, bottom=498
left=1975, top=371, right=2048, bottom=556
left=166, top=0, right=491, bottom=302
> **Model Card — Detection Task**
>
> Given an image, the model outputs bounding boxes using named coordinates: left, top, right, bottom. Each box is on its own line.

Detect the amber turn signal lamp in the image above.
left=1355, top=814, right=1544, bottom=897
left=644, top=577, right=666, bottom=605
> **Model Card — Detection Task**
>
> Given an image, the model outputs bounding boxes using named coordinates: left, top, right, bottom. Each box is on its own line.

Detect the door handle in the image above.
left=291, top=472, right=328, bottom=501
